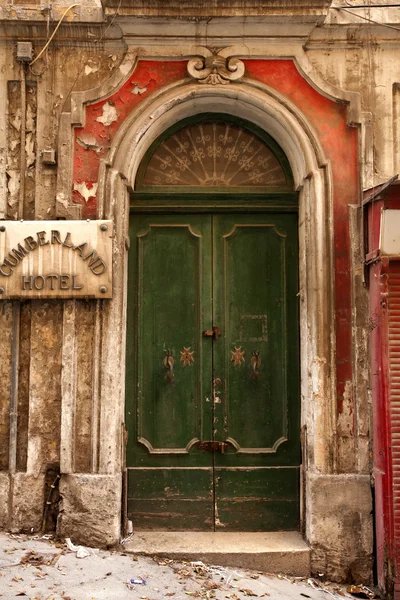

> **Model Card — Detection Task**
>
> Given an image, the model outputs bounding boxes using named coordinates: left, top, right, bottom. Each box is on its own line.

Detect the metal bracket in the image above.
left=196, top=441, right=228, bottom=453
left=203, top=325, right=221, bottom=340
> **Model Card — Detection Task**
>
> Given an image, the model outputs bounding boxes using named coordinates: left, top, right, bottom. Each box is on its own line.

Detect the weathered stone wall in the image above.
left=0, top=3, right=126, bottom=538
left=0, top=303, right=13, bottom=471
left=0, top=0, right=398, bottom=585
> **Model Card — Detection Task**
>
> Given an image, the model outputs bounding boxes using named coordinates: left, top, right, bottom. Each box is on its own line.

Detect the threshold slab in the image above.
left=121, top=531, right=310, bottom=576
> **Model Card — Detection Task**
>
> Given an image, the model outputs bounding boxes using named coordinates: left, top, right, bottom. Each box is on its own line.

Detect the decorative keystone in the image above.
left=187, top=49, right=245, bottom=85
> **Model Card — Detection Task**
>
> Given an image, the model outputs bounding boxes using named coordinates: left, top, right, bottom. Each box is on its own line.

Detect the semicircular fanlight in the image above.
left=141, top=121, right=287, bottom=188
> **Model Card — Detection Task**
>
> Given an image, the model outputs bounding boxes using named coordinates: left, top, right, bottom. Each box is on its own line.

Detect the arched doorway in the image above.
left=125, top=114, right=300, bottom=531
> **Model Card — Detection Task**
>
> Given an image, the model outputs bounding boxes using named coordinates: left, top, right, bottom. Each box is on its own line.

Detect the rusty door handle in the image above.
left=163, top=350, right=174, bottom=382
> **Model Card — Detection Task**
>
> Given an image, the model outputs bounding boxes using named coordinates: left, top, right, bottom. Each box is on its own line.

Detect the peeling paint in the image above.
left=131, top=84, right=147, bottom=95
left=120, top=61, right=133, bottom=76
left=96, top=102, right=118, bottom=126
left=56, top=192, right=69, bottom=210
left=337, top=380, right=355, bottom=437
left=25, top=132, right=35, bottom=168
left=26, top=103, right=35, bottom=131
left=73, top=181, right=98, bottom=203
left=85, top=64, right=99, bottom=76
left=10, top=110, right=21, bottom=133
left=6, top=170, right=20, bottom=201
left=77, top=134, right=102, bottom=153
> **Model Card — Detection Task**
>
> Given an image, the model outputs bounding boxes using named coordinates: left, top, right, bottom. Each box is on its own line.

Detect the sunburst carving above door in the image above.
left=142, top=121, right=287, bottom=188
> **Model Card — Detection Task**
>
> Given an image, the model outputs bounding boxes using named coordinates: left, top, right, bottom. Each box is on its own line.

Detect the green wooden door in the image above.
left=126, top=214, right=215, bottom=529
left=126, top=212, right=300, bottom=531
left=212, top=214, right=300, bottom=530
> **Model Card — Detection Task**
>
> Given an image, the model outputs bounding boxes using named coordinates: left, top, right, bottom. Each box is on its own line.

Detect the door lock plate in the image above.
left=196, top=441, right=228, bottom=453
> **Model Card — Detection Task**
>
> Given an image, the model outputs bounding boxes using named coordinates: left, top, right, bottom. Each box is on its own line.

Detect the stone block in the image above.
left=10, top=473, right=45, bottom=532
left=306, top=472, right=373, bottom=583
left=0, top=473, right=9, bottom=528
left=125, top=531, right=311, bottom=576
left=57, top=473, right=121, bottom=548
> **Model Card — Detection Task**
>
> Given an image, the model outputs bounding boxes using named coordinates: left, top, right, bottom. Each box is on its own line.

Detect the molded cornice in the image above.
left=101, top=0, right=332, bottom=17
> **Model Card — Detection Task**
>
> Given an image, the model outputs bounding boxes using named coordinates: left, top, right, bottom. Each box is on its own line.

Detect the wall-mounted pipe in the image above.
left=18, top=61, right=26, bottom=219
left=9, top=52, right=28, bottom=474
left=9, top=303, right=20, bottom=474
left=342, top=3, right=400, bottom=6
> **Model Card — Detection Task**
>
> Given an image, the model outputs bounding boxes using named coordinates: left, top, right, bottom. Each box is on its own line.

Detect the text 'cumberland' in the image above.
left=0, top=230, right=107, bottom=277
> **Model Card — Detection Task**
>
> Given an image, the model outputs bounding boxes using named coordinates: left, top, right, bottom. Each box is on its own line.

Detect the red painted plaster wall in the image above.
left=73, top=61, right=188, bottom=215
left=72, top=58, right=359, bottom=417
left=245, top=61, right=359, bottom=419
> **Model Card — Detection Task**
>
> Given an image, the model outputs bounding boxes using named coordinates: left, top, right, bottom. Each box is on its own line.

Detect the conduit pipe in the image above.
left=9, top=55, right=27, bottom=474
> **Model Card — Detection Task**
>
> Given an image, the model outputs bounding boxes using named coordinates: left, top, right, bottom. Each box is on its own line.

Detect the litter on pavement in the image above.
left=65, top=537, right=95, bottom=559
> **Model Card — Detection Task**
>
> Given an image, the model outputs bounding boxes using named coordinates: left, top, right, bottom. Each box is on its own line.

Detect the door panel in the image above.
left=214, top=468, right=300, bottom=531
left=126, top=214, right=214, bottom=530
left=213, top=214, right=300, bottom=529
left=136, top=220, right=209, bottom=452
left=128, top=468, right=214, bottom=530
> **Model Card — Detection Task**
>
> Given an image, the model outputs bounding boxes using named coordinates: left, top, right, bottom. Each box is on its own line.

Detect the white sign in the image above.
left=0, top=220, right=113, bottom=299
left=380, top=209, right=400, bottom=257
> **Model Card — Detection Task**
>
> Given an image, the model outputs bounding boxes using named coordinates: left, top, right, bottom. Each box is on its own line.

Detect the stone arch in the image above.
left=93, top=78, right=335, bottom=543
left=104, top=81, right=327, bottom=192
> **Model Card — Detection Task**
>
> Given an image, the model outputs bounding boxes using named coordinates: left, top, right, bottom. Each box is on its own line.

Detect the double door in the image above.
left=126, top=212, right=300, bottom=531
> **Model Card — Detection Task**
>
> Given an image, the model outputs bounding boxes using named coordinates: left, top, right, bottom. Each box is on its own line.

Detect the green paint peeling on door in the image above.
left=125, top=211, right=300, bottom=531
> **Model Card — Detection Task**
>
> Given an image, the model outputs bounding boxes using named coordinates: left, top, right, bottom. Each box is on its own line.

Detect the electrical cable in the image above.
left=59, top=0, right=123, bottom=111
left=30, top=4, right=79, bottom=66
left=102, top=0, right=123, bottom=37
left=332, top=5, right=400, bottom=32
left=344, top=3, right=400, bottom=6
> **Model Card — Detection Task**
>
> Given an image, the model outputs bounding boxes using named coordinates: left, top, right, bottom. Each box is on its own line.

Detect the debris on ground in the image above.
left=20, top=550, right=59, bottom=567
left=152, top=557, right=368, bottom=599
left=125, top=577, right=147, bottom=590
left=347, top=584, right=377, bottom=598
left=65, top=537, right=94, bottom=559
left=0, top=533, right=380, bottom=600
left=121, top=532, right=134, bottom=545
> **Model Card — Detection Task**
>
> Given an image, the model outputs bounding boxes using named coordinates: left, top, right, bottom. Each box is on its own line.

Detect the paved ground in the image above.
left=0, top=532, right=379, bottom=600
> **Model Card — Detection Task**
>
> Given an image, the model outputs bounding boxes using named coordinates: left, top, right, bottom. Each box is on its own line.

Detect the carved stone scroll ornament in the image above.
left=187, top=51, right=245, bottom=85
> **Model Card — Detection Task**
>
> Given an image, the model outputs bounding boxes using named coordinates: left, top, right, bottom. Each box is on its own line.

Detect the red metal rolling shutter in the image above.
left=389, top=262, right=400, bottom=591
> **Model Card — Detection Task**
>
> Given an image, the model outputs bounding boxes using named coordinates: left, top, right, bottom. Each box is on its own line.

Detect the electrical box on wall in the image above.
left=16, top=42, right=33, bottom=63
left=41, top=149, right=57, bottom=166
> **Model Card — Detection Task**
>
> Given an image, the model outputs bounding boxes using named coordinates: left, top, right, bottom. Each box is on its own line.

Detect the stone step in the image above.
left=121, top=531, right=310, bottom=576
